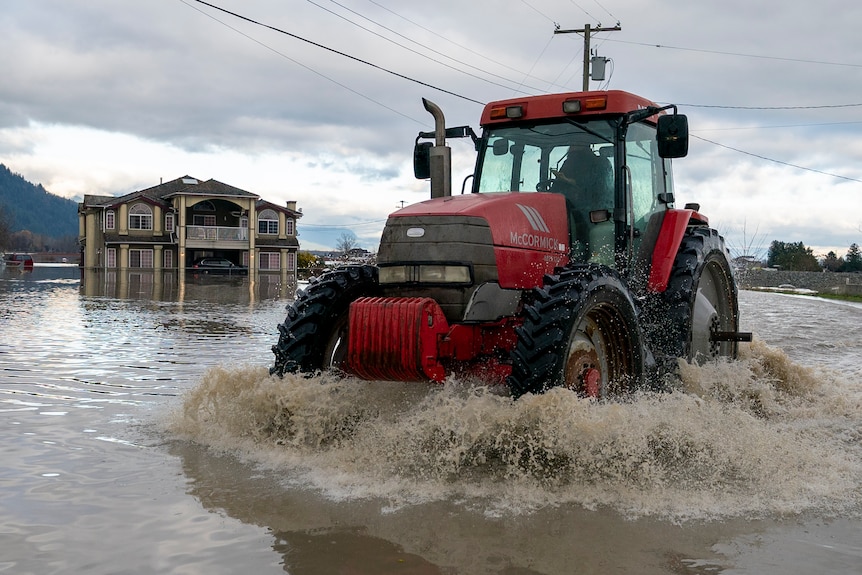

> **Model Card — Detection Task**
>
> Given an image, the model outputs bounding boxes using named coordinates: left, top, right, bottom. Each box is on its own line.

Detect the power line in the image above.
left=678, top=102, right=862, bottom=110
left=365, top=0, right=569, bottom=91
left=301, top=219, right=388, bottom=228
left=696, top=120, right=862, bottom=132
left=691, top=134, right=862, bottom=183
left=184, top=0, right=485, bottom=105
left=608, top=38, right=862, bottom=68
left=181, top=1, right=859, bottom=187
left=308, top=0, right=542, bottom=95
left=176, top=0, right=425, bottom=125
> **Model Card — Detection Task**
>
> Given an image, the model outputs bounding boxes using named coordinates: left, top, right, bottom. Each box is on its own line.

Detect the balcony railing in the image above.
left=186, top=226, right=248, bottom=241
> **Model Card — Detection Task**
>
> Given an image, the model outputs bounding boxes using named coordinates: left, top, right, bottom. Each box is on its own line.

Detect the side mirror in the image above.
left=657, top=114, right=689, bottom=158
left=492, top=138, right=510, bottom=156
left=413, top=141, right=432, bottom=179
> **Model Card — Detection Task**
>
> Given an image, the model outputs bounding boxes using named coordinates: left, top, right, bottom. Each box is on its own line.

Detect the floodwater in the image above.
left=1, top=265, right=861, bottom=574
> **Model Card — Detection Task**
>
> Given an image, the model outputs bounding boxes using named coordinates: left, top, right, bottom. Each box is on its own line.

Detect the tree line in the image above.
left=0, top=164, right=79, bottom=253
left=767, top=240, right=862, bottom=272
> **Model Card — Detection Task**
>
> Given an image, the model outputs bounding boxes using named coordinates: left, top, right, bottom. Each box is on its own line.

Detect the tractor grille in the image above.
left=377, top=215, right=497, bottom=322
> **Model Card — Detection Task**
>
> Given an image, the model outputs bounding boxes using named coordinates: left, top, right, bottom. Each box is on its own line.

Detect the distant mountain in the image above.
left=0, top=164, right=78, bottom=238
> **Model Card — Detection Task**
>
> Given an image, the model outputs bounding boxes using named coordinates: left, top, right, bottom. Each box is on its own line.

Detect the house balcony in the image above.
left=184, top=225, right=249, bottom=249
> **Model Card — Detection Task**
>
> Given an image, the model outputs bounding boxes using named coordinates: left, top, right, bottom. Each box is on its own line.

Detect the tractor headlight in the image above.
left=379, top=264, right=472, bottom=285
left=378, top=265, right=409, bottom=284
left=418, top=265, right=470, bottom=283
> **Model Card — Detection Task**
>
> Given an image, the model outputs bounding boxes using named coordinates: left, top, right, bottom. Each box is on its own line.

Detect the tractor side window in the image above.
left=625, top=123, right=666, bottom=253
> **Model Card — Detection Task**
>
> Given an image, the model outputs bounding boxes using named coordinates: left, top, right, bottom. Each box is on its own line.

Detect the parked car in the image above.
left=188, top=257, right=248, bottom=276
left=3, top=253, right=34, bottom=270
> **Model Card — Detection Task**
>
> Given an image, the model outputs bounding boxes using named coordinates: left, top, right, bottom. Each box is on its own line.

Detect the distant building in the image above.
left=78, top=176, right=301, bottom=280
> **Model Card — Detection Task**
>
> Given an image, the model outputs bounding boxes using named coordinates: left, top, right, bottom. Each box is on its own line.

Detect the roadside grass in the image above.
left=812, top=292, right=862, bottom=303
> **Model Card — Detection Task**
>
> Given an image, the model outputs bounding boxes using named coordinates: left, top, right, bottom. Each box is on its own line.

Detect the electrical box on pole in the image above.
left=554, top=24, right=620, bottom=89
left=590, top=56, right=608, bottom=81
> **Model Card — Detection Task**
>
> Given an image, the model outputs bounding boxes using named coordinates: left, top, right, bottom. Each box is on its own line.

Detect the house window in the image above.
left=285, top=219, right=295, bottom=235
left=259, top=252, right=280, bottom=270
left=129, top=204, right=153, bottom=230
left=286, top=252, right=296, bottom=271
left=193, top=214, right=216, bottom=226
left=106, top=248, right=117, bottom=268
left=165, top=213, right=175, bottom=232
left=129, top=249, right=154, bottom=268
left=193, top=200, right=216, bottom=212
left=258, top=209, right=278, bottom=235
left=105, top=210, right=115, bottom=230
left=164, top=249, right=173, bottom=268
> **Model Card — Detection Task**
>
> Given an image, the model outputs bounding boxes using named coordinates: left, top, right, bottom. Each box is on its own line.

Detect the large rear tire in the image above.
left=508, top=266, right=646, bottom=399
left=647, top=227, right=740, bottom=364
left=270, top=265, right=379, bottom=377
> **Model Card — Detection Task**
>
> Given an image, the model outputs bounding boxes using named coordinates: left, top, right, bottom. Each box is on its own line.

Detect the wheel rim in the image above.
left=690, top=259, right=734, bottom=361
left=562, top=303, right=631, bottom=399
left=322, top=316, right=349, bottom=369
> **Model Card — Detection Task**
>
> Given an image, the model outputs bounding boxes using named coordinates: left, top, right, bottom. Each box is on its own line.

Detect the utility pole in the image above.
left=554, top=23, right=621, bottom=90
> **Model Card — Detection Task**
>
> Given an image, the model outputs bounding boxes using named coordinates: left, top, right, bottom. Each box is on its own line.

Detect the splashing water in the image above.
left=167, top=340, right=862, bottom=522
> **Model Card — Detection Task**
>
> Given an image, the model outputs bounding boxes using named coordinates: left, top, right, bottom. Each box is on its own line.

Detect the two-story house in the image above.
left=78, top=176, right=301, bottom=280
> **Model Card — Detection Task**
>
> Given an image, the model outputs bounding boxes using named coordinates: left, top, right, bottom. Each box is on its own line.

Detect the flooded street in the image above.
left=1, top=266, right=861, bottom=574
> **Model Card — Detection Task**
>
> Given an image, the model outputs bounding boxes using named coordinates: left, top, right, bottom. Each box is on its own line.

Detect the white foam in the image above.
left=165, top=342, right=862, bottom=522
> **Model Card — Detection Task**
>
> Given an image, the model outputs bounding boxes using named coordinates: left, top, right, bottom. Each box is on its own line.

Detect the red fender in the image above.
left=647, top=208, right=708, bottom=293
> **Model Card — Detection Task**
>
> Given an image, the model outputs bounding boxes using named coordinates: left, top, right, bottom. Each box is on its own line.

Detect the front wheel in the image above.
left=270, top=265, right=379, bottom=377
left=508, top=266, right=646, bottom=399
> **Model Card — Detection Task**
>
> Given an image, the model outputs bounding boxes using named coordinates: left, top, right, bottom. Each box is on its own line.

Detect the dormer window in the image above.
left=258, top=209, right=278, bottom=235
left=129, top=203, right=153, bottom=230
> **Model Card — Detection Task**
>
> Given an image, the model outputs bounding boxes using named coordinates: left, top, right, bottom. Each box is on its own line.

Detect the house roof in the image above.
left=256, top=199, right=303, bottom=219
left=81, top=194, right=116, bottom=208
left=160, top=177, right=259, bottom=200
left=80, top=176, right=260, bottom=209
left=256, top=237, right=301, bottom=249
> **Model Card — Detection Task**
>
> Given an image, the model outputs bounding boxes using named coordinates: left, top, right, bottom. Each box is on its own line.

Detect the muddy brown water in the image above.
left=1, top=266, right=861, bottom=574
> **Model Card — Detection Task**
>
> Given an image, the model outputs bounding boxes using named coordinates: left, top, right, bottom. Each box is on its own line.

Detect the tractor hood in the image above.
left=390, top=192, right=570, bottom=255
left=384, top=192, right=570, bottom=289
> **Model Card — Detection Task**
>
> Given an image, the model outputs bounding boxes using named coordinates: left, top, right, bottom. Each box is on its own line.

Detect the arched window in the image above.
left=192, top=200, right=216, bottom=226
left=129, top=203, right=153, bottom=230
left=258, top=209, right=278, bottom=235
left=193, top=200, right=216, bottom=212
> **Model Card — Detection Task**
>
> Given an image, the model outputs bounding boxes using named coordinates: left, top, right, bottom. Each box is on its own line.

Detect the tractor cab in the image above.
left=415, top=90, right=689, bottom=275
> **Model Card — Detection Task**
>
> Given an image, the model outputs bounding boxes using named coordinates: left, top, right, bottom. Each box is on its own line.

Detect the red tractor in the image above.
left=271, top=90, right=751, bottom=398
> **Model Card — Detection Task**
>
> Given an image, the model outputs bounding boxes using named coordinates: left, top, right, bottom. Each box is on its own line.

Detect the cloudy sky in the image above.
left=2, top=0, right=860, bottom=257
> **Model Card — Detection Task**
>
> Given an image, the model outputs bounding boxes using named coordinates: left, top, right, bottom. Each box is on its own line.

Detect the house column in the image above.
left=154, top=245, right=163, bottom=270
left=119, top=205, right=129, bottom=236
left=85, top=212, right=100, bottom=269
left=248, top=201, right=256, bottom=274
left=178, top=196, right=187, bottom=270
left=119, top=244, right=129, bottom=269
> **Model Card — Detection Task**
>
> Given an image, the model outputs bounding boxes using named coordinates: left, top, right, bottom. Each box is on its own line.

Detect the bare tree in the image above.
left=335, top=231, right=358, bottom=254
left=726, top=220, right=769, bottom=264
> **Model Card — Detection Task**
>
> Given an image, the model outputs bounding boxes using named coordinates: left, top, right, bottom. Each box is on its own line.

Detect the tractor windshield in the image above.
left=475, top=120, right=616, bottom=196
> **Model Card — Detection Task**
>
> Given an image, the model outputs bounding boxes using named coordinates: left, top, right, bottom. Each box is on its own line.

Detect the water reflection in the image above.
left=169, top=440, right=589, bottom=575
left=79, top=268, right=297, bottom=302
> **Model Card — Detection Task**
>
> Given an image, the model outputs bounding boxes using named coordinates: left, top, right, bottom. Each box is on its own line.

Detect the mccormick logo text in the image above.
left=509, top=231, right=558, bottom=249
left=512, top=204, right=559, bottom=250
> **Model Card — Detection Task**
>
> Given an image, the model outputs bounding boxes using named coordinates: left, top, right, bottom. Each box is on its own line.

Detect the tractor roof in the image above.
left=480, top=90, right=660, bottom=127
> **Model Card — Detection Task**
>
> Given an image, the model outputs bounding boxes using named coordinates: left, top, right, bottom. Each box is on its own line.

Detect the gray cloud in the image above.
left=2, top=0, right=861, bottom=250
